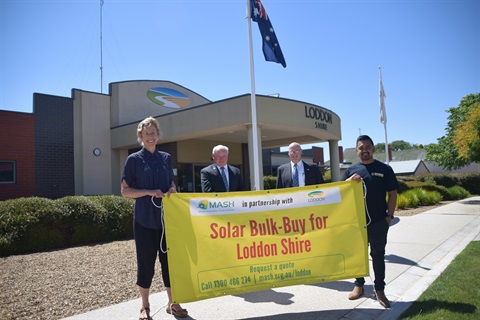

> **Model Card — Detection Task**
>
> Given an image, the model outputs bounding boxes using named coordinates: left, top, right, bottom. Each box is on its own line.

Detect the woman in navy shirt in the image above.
left=121, top=117, right=188, bottom=319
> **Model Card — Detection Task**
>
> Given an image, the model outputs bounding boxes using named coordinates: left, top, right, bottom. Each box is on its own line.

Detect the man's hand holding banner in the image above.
left=163, top=180, right=368, bottom=303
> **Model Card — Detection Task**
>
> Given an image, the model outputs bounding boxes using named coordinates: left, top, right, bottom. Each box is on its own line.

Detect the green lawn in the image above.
left=399, top=240, right=480, bottom=319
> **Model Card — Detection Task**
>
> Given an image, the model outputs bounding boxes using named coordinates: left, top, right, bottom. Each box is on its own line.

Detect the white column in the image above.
left=329, top=140, right=341, bottom=182
left=247, top=124, right=264, bottom=190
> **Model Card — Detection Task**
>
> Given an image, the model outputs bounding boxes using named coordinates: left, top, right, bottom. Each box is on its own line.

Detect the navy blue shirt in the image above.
left=122, top=148, right=174, bottom=230
left=342, top=160, right=398, bottom=223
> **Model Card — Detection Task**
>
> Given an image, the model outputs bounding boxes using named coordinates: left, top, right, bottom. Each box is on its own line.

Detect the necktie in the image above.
left=220, top=167, right=229, bottom=191
left=292, top=163, right=299, bottom=187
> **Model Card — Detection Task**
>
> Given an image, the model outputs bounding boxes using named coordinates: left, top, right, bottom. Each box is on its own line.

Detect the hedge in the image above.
left=417, top=172, right=480, bottom=195
left=0, top=195, right=134, bottom=257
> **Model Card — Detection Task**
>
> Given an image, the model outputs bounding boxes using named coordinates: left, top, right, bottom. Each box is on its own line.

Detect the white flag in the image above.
left=379, top=69, right=387, bottom=124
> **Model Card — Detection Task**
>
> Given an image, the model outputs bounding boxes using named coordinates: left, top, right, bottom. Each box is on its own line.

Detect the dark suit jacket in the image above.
left=201, top=164, right=244, bottom=192
left=276, top=160, right=324, bottom=188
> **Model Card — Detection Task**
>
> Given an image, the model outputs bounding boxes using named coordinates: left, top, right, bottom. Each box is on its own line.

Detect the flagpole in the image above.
left=247, top=0, right=261, bottom=190
left=384, top=115, right=389, bottom=164
left=379, top=66, right=389, bottom=164
left=100, top=0, right=104, bottom=93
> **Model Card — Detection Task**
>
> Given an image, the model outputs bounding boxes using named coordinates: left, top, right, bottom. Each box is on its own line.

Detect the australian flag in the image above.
left=250, top=0, right=286, bottom=68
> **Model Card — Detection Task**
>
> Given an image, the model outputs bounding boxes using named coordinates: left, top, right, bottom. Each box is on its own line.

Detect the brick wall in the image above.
left=33, top=93, right=74, bottom=199
left=0, top=111, right=35, bottom=200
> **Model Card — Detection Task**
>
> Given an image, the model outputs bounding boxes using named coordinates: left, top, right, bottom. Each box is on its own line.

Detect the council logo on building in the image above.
left=147, top=87, right=191, bottom=108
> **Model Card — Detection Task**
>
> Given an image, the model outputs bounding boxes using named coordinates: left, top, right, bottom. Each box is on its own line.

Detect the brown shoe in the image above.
left=376, top=291, right=390, bottom=308
left=348, top=286, right=364, bottom=300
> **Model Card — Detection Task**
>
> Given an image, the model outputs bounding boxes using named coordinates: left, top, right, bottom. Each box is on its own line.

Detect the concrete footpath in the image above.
left=63, top=196, right=480, bottom=320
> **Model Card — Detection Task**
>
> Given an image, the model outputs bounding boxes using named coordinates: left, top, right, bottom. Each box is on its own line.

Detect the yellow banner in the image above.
left=163, top=180, right=368, bottom=303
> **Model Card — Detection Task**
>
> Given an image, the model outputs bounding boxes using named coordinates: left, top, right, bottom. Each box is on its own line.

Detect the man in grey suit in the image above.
left=201, top=145, right=245, bottom=192
left=276, top=142, right=325, bottom=188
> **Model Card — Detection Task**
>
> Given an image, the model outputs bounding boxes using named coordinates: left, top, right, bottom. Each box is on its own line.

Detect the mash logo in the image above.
left=198, top=200, right=209, bottom=210
left=193, top=199, right=236, bottom=213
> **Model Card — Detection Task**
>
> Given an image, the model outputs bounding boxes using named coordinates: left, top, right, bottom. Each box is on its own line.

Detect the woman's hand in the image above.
left=150, top=184, right=176, bottom=198
left=150, top=189, right=165, bottom=198
left=166, top=186, right=176, bottom=198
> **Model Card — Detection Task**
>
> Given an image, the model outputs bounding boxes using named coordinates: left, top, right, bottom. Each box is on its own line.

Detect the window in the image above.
left=0, top=161, right=16, bottom=183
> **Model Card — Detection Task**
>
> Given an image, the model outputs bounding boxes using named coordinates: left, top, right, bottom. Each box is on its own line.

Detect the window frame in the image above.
left=0, top=160, right=16, bottom=184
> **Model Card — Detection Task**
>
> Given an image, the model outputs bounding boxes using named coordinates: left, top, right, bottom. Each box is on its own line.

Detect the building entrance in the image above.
left=176, top=163, right=208, bottom=193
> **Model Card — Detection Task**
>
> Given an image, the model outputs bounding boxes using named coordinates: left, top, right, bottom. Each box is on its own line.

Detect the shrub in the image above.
left=0, top=195, right=135, bottom=257
left=396, top=179, right=410, bottom=193
left=422, top=175, right=437, bottom=185
left=403, top=172, right=480, bottom=197
left=0, top=197, right=65, bottom=256
left=424, top=190, right=443, bottom=205
left=457, top=172, right=480, bottom=195
left=89, top=195, right=134, bottom=240
left=418, top=172, right=479, bottom=195
left=400, top=189, right=420, bottom=208
left=323, top=170, right=332, bottom=183
left=263, top=175, right=277, bottom=190
left=447, top=185, right=471, bottom=200
left=396, top=195, right=409, bottom=209
left=397, top=176, right=417, bottom=182
left=397, top=188, right=443, bottom=209
left=428, top=174, right=458, bottom=188
left=56, top=196, right=108, bottom=245
left=404, top=180, right=430, bottom=189
left=410, top=189, right=430, bottom=206
left=414, top=184, right=451, bottom=200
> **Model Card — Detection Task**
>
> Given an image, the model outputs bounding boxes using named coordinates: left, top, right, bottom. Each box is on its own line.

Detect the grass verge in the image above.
left=399, top=240, right=480, bottom=319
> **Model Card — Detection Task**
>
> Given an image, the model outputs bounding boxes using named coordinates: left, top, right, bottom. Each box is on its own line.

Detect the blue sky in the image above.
left=1, top=0, right=479, bottom=160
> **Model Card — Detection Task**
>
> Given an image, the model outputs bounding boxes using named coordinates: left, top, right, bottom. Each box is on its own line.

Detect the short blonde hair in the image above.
left=136, top=117, right=162, bottom=144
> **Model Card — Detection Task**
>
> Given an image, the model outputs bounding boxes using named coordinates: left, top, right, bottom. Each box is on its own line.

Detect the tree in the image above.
left=454, top=102, right=480, bottom=162
left=425, top=93, right=480, bottom=170
left=375, top=143, right=385, bottom=152
left=375, top=140, right=414, bottom=152
left=390, top=140, right=413, bottom=151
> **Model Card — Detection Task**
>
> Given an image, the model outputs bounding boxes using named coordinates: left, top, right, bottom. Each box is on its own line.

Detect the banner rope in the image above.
left=362, top=179, right=372, bottom=226
left=151, top=196, right=168, bottom=254
left=148, top=196, right=171, bottom=317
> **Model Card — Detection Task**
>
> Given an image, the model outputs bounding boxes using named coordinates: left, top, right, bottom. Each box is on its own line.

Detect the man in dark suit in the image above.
left=201, top=145, right=245, bottom=192
left=276, top=142, right=324, bottom=188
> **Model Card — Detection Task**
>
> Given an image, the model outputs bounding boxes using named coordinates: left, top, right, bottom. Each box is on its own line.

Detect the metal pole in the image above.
left=379, top=66, right=389, bottom=164
left=247, top=0, right=261, bottom=190
left=100, top=0, right=104, bottom=93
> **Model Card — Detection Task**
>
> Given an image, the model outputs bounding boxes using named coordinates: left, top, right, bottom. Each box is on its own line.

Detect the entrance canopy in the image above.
left=73, top=80, right=342, bottom=194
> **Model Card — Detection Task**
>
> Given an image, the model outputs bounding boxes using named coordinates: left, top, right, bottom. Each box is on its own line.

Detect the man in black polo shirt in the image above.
left=342, top=135, right=398, bottom=308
